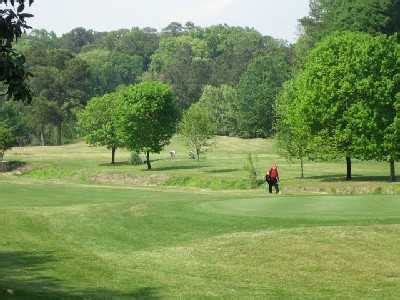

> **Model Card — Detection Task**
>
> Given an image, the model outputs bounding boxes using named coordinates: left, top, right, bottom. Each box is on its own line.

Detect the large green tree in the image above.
left=78, top=92, right=123, bottom=164
left=276, top=80, right=312, bottom=179
left=236, top=51, right=291, bottom=138
left=118, top=82, right=179, bottom=170
left=289, top=32, right=400, bottom=180
left=178, top=102, right=215, bottom=160
left=198, top=85, right=239, bottom=136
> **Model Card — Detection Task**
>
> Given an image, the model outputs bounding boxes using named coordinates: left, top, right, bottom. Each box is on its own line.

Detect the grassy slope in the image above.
left=1, top=137, right=400, bottom=299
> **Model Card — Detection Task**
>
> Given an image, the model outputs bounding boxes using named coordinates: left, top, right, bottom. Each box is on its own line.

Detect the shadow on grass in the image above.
left=0, top=251, right=160, bottom=300
left=306, top=174, right=393, bottom=182
left=0, top=161, right=26, bottom=172
left=152, top=164, right=208, bottom=172
left=205, top=168, right=239, bottom=174
left=99, top=161, right=132, bottom=167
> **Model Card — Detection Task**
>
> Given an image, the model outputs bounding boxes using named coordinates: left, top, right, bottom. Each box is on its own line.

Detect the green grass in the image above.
left=1, top=182, right=400, bottom=299
left=1, top=136, right=400, bottom=298
left=3, top=136, right=399, bottom=194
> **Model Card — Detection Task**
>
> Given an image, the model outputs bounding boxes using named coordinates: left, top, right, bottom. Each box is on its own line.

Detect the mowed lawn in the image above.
left=1, top=137, right=400, bottom=299
left=1, top=182, right=400, bottom=299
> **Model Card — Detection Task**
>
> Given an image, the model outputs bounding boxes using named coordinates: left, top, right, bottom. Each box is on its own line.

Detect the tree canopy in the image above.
left=279, top=31, right=400, bottom=180
left=117, top=81, right=179, bottom=169
left=0, top=0, right=34, bottom=101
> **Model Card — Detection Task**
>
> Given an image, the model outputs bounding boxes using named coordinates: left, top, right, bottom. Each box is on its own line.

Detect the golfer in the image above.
left=266, top=164, right=280, bottom=194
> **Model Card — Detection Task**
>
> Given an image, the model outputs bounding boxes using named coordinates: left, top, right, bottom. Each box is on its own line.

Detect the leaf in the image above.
left=18, top=13, right=33, bottom=18
left=17, top=3, right=24, bottom=13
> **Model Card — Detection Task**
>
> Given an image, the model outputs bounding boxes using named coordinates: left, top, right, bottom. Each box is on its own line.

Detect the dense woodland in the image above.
left=1, top=0, right=400, bottom=179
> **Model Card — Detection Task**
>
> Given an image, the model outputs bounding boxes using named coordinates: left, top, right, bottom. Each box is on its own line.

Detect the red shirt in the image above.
left=269, top=168, right=279, bottom=179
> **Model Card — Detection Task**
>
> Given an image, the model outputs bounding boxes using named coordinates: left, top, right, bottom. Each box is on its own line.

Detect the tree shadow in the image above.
left=205, top=168, right=239, bottom=174
left=99, top=161, right=132, bottom=167
left=0, top=251, right=160, bottom=300
left=0, top=161, right=26, bottom=172
left=152, top=165, right=208, bottom=172
left=306, top=174, right=393, bottom=182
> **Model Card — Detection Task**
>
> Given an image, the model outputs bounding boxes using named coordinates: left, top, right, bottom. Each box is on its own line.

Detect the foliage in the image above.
left=296, top=0, right=400, bottom=66
left=79, top=49, right=143, bottom=97
left=130, top=152, right=143, bottom=166
left=78, top=92, right=123, bottom=164
left=276, top=80, right=312, bottom=178
left=289, top=31, right=400, bottom=180
left=27, top=97, right=59, bottom=146
left=0, top=0, right=34, bottom=101
left=60, top=27, right=96, bottom=53
left=196, top=25, right=267, bottom=85
left=149, top=35, right=211, bottom=110
left=198, top=85, right=239, bottom=136
left=0, top=123, right=15, bottom=160
left=0, top=99, right=30, bottom=145
left=237, top=51, right=291, bottom=138
left=118, top=81, right=179, bottom=169
left=178, top=102, right=215, bottom=160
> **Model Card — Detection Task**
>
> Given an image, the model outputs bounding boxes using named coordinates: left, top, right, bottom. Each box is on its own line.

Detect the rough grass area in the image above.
left=1, top=182, right=400, bottom=299
left=3, top=136, right=400, bottom=194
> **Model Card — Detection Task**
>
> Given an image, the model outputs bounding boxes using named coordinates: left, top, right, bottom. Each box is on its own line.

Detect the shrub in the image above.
left=130, top=152, right=143, bottom=166
left=0, top=124, right=15, bottom=161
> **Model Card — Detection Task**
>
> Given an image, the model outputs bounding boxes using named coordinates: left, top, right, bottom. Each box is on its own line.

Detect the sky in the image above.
left=26, top=0, right=310, bottom=42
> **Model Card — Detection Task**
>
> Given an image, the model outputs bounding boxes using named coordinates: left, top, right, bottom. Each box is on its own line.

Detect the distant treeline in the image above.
left=1, top=0, right=400, bottom=180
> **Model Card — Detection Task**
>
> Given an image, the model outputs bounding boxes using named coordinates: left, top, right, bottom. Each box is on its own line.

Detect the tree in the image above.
left=149, top=35, right=211, bottom=110
left=382, top=93, right=400, bottom=182
left=296, top=0, right=400, bottom=66
left=0, top=0, right=34, bottom=101
left=118, top=82, right=179, bottom=170
left=78, top=93, right=122, bottom=164
left=276, top=80, right=312, bottom=179
left=236, top=51, right=291, bottom=138
left=198, top=85, right=239, bottom=136
left=178, top=102, right=215, bottom=160
left=61, top=27, right=95, bottom=53
left=79, top=49, right=143, bottom=97
left=196, top=25, right=266, bottom=86
left=289, top=32, right=400, bottom=180
left=162, top=22, right=184, bottom=36
left=114, top=27, right=159, bottom=70
left=0, top=124, right=15, bottom=161
left=27, top=96, right=59, bottom=146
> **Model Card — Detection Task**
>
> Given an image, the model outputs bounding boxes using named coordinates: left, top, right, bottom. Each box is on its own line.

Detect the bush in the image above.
left=130, top=152, right=143, bottom=166
left=0, top=124, right=16, bottom=161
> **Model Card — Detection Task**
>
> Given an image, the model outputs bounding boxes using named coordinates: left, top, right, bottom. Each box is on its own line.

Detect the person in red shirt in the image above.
left=266, top=164, right=280, bottom=194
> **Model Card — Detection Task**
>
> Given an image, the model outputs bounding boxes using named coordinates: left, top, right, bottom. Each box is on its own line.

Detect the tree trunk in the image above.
left=300, top=158, right=304, bottom=179
left=390, top=158, right=396, bottom=182
left=0, top=151, right=4, bottom=161
left=111, top=147, right=116, bottom=165
left=346, top=156, right=352, bottom=181
left=146, top=151, right=151, bottom=170
left=56, top=123, right=62, bottom=146
left=196, top=148, right=200, bottom=160
left=40, top=129, right=45, bottom=147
